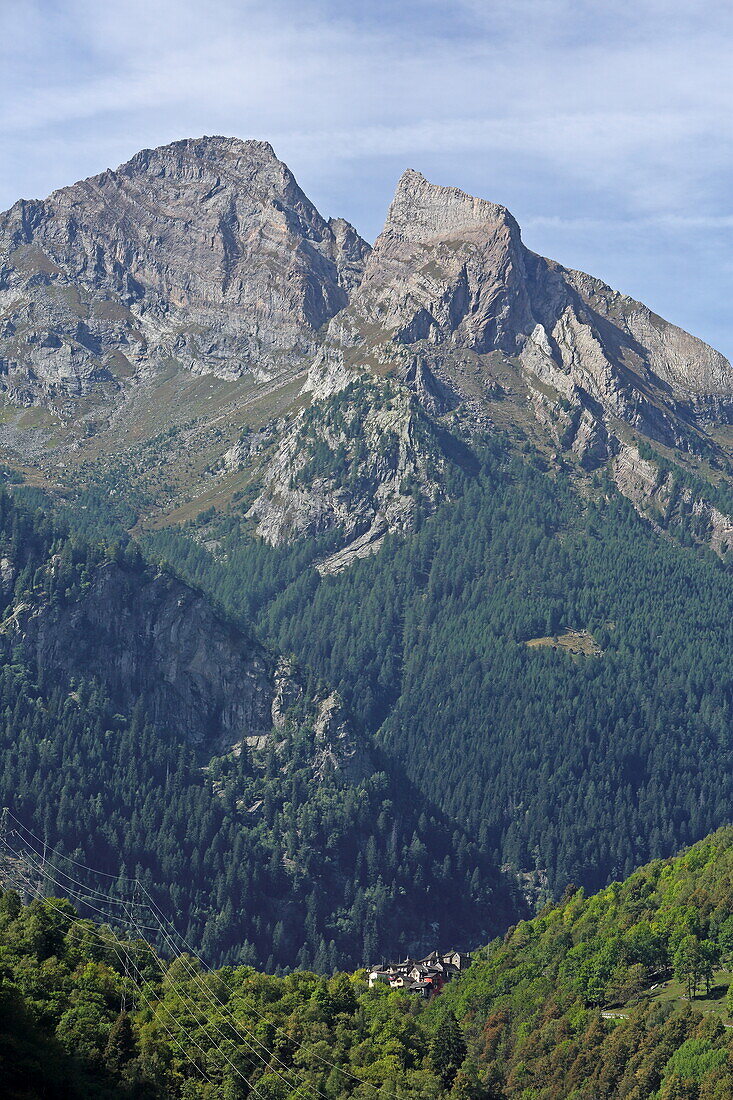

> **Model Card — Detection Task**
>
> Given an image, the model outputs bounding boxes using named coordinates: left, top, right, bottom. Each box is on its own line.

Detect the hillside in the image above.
left=3, top=831, right=733, bottom=1098
left=0, top=486, right=519, bottom=971
left=437, top=827, right=733, bottom=1098
left=146, top=437, right=733, bottom=901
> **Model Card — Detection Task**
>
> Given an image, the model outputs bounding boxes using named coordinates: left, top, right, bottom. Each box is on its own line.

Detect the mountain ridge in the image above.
left=2, top=136, right=733, bottom=963
left=3, top=134, right=733, bottom=568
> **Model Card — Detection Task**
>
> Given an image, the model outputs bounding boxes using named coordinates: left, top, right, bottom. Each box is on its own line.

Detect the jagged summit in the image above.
left=13, top=136, right=290, bottom=229
left=384, top=168, right=517, bottom=242
left=128, top=134, right=278, bottom=160
left=336, top=167, right=733, bottom=455
left=337, top=167, right=534, bottom=354
left=3, top=138, right=733, bottom=559
left=0, top=135, right=370, bottom=399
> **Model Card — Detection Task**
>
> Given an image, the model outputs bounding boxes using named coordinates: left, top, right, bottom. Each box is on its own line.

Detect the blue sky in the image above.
left=2, top=0, right=733, bottom=356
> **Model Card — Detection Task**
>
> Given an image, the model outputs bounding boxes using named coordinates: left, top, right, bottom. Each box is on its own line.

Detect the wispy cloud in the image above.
left=1, top=0, right=732, bottom=355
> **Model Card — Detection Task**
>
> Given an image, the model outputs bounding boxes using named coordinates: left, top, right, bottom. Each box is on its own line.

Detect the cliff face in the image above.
left=611, top=443, right=733, bottom=556
left=243, top=377, right=472, bottom=571
left=0, top=137, right=369, bottom=403
left=2, top=556, right=372, bottom=776
left=342, top=169, right=538, bottom=353
left=2, top=138, right=733, bottom=564
left=10, top=561, right=272, bottom=749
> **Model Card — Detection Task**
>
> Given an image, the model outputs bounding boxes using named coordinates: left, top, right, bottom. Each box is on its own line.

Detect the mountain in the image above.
left=2, top=136, right=733, bottom=966
left=244, top=167, right=733, bottom=563
left=3, top=830, right=733, bottom=1098
left=0, top=136, right=368, bottom=401
left=347, top=167, right=733, bottom=430
left=2, top=138, right=733, bottom=557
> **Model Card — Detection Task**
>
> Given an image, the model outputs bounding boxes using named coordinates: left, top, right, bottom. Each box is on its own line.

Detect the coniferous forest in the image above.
left=0, top=486, right=518, bottom=972
left=143, top=442, right=733, bottom=900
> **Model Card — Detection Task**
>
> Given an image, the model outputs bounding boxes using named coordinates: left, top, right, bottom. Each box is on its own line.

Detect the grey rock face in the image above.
left=240, top=168, right=733, bottom=560
left=245, top=378, right=471, bottom=570
left=2, top=139, right=733, bottom=564
left=308, top=168, right=733, bottom=471
left=8, top=560, right=273, bottom=749
left=0, top=136, right=370, bottom=402
left=357, top=171, right=733, bottom=416
left=341, top=170, right=536, bottom=354
left=3, top=559, right=369, bottom=773
left=310, top=691, right=374, bottom=783
left=611, top=443, right=733, bottom=557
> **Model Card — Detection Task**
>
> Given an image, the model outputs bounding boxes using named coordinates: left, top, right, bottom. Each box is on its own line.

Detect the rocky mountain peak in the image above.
left=4, top=141, right=733, bottom=565
left=122, top=134, right=279, bottom=169
left=383, top=168, right=517, bottom=243
left=337, top=170, right=533, bottom=354
left=113, top=135, right=306, bottom=214
left=0, top=136, right=370, bottom=402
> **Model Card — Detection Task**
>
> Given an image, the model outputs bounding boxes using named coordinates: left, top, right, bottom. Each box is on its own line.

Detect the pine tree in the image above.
left=103, top=1011, right=135, bottom=1074
left=430, top=1012, right=467, bottom=1088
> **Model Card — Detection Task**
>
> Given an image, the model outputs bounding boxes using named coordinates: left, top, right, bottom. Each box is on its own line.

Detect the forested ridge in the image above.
left=4, top=829, right=733, bottom=1098
left=0, top=487, right=517, bottom=971
left=144, top=440, right=733, bottom=899
left=436, top=826, right=733, bottom=1099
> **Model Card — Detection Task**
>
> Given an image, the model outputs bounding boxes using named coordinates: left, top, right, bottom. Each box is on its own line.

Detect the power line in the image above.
left=0, top=809, right=406, bottom=1098
left=2, top=862, right=270, bottom=1098
left=2, top=858, right=216, bottom=1082
left=0, top=836, right=161, bottom=932
left=1, top=839, right=316, bottom=1100
left=3, top=810, right=137, bottom=880
left=140, top=881, right=397, bottom=1096
left=133, top=888, right=334, bottom=1100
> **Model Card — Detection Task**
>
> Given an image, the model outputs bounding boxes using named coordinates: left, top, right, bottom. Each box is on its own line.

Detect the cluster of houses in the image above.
left=368, top=949, right=472, bottom=999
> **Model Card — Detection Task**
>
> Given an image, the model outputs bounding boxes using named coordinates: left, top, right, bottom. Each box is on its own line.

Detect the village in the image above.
left=368, top=949, right=472, bottom=999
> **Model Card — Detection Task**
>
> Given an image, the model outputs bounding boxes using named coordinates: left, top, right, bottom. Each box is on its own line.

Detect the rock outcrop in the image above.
left=0, top=137, right=370, bottom=403
left=341, top=169, right=537, bottom=352
left=244, top=378, right=474, bottom=570
left=2, top=556, right=371, bottom=775
left=611, top=443, right=733, bottom=556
